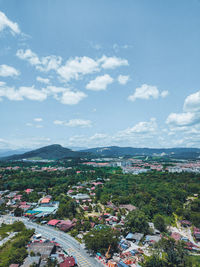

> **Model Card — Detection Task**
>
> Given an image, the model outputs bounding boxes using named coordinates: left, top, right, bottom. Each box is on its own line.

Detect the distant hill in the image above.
left=0, top=144, right=88, bottom=161
left=0, top=148, right=30, bottom=158
left=80, top=146, right=200, bottom=159
left=1, top=145, right=200, bottom=161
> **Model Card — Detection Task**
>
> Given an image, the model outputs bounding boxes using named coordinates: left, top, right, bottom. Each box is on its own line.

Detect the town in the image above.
left=0, top=156, right=200, bottom=267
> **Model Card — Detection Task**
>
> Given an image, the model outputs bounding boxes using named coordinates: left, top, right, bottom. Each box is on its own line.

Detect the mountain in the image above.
left=1, top=145, right=200, bottom=161
left=0, top=149, right=30, bottom=158
left=80, top=146, right=200, bottom=159
left=0, top=144, right=88, bottom=161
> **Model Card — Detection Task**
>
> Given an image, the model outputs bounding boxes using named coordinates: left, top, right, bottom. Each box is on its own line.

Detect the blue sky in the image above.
left=0, top=0, right=200, bottom=149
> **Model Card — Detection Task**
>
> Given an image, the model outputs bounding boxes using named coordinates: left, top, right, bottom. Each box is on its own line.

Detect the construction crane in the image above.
left=106, top=244, right=111, bottom=259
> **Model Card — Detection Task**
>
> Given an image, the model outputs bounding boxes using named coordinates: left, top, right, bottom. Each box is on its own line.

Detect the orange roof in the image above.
left=41, top=198, right=51, bottom=204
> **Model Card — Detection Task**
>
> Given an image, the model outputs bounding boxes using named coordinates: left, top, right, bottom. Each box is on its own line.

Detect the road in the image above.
left=0, top=232, right=17, bottom=247
left=0, top=215, right=104, bottom=267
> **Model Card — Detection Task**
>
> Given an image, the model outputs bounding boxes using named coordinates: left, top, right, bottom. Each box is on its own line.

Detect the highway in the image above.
left=0, top=215, right=104, bottom=267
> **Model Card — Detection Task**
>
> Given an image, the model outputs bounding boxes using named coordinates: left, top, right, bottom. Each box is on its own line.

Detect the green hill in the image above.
left=1, top=144, right=88, bottom=161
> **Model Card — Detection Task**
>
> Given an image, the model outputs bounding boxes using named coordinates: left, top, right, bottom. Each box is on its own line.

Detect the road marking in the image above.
left=4, top=216, right=103, bottom=267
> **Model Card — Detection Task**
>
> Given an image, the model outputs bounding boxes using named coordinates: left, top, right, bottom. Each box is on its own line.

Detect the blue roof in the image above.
left=117, top=261, right=129, bottom=267
left=126, top=233, right=134, bottom=239
left=130, top=249, right=137, bottom=255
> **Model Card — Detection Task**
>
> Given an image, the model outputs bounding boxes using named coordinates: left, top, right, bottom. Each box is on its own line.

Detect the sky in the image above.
left=0, top=0, right=200, bottom=149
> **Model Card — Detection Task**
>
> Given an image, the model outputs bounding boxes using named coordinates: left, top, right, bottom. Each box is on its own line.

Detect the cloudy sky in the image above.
left=0, top=0, right=200, bottom=149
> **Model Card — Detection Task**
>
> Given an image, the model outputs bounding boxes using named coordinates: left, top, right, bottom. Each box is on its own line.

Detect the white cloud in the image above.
left=16, top=49, right=62, bottom=72
left=36, top=76, right=50, bottom=84
left=0, top=11, right=20, bottom=34
left=45, top=85, right=65, bottom=94
left=166, top=90, right=200, bottom=132
left=184, top=90, right=200, bottom=112
left=117, top=75, right=129, bottom=85
left=16, top=49, right=40, bottom=65
left=86, top=74, right=113, bottom=91
left=46, top=86, right=87, bottom=105
left=66, top=119, right=91, bottom=127
left=67, top=119, right=159, bottom=148
left=53, top=120, right=64, bottom=125
left=99, top=55, right=128, bottom=69
left=89, top=133, right=107, bottom=140
left=17, top=48, right=129, bottom=84
left=57, top=56, right=99, bottom=82
left=34, top=118, right=43, bottom=122
left=119, top=118, right=157, bottom=136
left=26, top=123, right=33, bottom=127
left=160, top=90, right=169, bottom=98
left=166, top=112, right=200, bottom=126
left=60, top=90, right=87, bottom=105
left=0, top=82, right=87, bottom=105
left=18, top=86, right=47, bottom=101
left=38, top=55, right=62, bottom=72
left=54, top=119, right=91, bottom=127
left=128, top=84, right=168, bottom=102
left=0, top=83, right=47, bottom=101
left=0, top=64, right=20, bottom=77
left=26, top=122, right=43, bottom=128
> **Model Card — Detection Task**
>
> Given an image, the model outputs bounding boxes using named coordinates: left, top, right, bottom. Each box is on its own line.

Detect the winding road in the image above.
left=0, top=215, right=104, bottom=267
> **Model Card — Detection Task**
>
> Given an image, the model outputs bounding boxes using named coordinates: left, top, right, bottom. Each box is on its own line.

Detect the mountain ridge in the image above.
left=1, top=144, right=200, bottom=161
left=80, top=146, right=200, bottom=159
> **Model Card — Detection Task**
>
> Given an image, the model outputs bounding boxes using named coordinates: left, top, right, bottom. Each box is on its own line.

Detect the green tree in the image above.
left=125, top=210, right=149, bottom=234
left=84, top=228, right=119, bottom=254
left=142, top=254, right=165, bottom=267
left=14, top=207, right=23, bottom=217
left=159, top=238, right=188, bottom=267
left=153, top=214, right=166, bottom=232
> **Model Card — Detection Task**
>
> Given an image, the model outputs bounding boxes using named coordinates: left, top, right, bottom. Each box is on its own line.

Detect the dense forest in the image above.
left=0, top=166, right=200, bottom=227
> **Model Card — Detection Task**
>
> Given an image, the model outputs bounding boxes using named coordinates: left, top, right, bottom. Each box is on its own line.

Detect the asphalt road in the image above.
left=0, top=215, right=104, bottom=267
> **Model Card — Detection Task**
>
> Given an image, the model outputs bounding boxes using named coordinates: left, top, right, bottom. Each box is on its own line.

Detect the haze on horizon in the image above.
left=1, top=0, right=200, bottom=150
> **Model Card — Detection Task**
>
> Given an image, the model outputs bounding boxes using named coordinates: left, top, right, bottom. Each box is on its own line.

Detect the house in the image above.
left=119, top=204, right=137, bottom=212
left=148, top=222, right=160, bottom=234
left=171, top=232, right=181, bottom=241
left=108, top=260, right=118, bottom=267
left=71, top=193, right=90, bottom=201
left=57, top=220, right=74, bottom=232
left=25, top=189, right=33, bottom=194
left=21, top=256, right=40, bottom=267
left=194, top=232, right=200, bottom=241
left=40, top=197, right=51, bottom=204
left=144, top=235, right=161, bottom=244
left=180, top=220, right=191, bottom=227
left=13, top=195, right=22, bottom=201
left=126, top=233, right=144, bottom=243
left=47, top=219, right=60, bottom=226
left=60, top=256, right=76, bottom=267
left=19, top=204, right=31, bottom=211
left=28, top=242, right=55, bottom=259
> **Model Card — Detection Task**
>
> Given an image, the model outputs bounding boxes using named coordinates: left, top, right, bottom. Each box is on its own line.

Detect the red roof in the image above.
left=25, top=189, right=32, bottom=193
left=47, top=219, right=60, bottom=226
left=171, top=232, right=181, bottom=241
left=60, top=257, right=76, bottom=267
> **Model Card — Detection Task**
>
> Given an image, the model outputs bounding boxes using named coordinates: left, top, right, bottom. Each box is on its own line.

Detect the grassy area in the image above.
left=0, top=222, right=34, bottom=267
left=0, top=222, right=23, bottom=239
left=187, top=255, right=200, bottom=267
